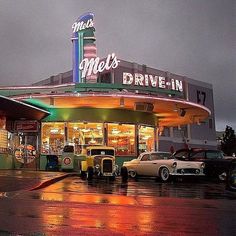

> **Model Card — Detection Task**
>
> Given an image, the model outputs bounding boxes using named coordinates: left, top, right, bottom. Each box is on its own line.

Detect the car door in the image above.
left=205, top=151, right=230, bottom=177
left=136, top=154, right=158, bottom=176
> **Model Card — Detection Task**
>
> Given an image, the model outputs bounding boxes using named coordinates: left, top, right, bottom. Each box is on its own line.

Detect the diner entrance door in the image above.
left=13, top=133, right=38, bottom=169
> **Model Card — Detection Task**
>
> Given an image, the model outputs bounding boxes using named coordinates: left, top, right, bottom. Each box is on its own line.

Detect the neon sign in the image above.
left=123, top=72, right=183, bottom=92
left=72, top=18, right=94, bottom=33
left=72, top=13, right=96, bottom=83
left=79, top=53, right=120, bottom=78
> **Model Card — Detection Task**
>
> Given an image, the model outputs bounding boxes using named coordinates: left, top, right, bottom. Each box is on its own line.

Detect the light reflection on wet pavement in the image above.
left=38, top=176, right=236, bottom=200
left=1, top=176, right=236, bottom=235
left=3, top=176, right=236, bottom=210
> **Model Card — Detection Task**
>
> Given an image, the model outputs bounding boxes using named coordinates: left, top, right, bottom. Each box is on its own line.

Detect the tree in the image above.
left=221, top=126, right=236, bottom=156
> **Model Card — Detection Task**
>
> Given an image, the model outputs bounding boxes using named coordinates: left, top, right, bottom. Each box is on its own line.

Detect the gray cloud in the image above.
left=0, top=0, right=235, bottom=131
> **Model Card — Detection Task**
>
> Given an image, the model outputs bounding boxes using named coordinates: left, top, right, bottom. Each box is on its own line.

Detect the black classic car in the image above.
left=172, top=148, right=234, bottom=181
left=226, top=159, right=236, bottom=191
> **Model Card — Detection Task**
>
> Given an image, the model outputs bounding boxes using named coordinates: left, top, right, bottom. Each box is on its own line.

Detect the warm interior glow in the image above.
left=108, top=124, right=135, bottom=156
left=24, top=93, right=210, bottom=127
left=139, top=126, right=154, bottom=152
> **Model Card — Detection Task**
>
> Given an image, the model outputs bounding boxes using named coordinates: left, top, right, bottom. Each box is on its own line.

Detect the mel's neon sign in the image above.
left=79, top=53, right=120, bottom=78
left=123, top=72, right=183, bottom=92
left=72, top=18, right=94, bottom=33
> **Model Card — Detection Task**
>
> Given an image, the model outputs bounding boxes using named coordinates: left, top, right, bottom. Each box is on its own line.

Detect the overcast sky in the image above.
left=0, top=0, right=235, bottom=131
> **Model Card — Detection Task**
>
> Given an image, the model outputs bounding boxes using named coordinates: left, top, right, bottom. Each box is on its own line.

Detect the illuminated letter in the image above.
left=86, top=19, right=94, bottom=28
left=72, top=22, right=79, bottom=33
left=104, top=53, right=120, bottom=70
left=104, top=54, right=113, bottom=70
left=134, top=73, right=144, bottom=86
left=144, top=75, right=149, bottom=86
left=175, top=80, right=183, bottom=92
left=158, top=76, right=166, bottom=89
left=123, top=73, right=133, bottom=85
left=171, top=79, right=175, bottom=90
left=98, top=61, right=106, bottom=72
left=110, top=53, right=120, bottom=69
left=149, top=75, right=158, bottom=87
left=79, top=57, right=100, bottom=78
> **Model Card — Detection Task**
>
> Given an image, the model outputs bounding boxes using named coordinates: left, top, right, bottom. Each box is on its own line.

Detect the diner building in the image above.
left=0, top=13, right=217, bottom=169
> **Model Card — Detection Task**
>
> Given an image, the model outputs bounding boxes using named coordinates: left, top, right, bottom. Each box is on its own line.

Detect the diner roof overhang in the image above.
left=16, top=92, right=211, bottom=127
left=0, top=95, right=50, bottom=120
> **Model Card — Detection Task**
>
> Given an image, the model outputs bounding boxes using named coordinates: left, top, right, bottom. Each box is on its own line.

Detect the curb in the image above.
left=29, top=173, right=79, bottom=191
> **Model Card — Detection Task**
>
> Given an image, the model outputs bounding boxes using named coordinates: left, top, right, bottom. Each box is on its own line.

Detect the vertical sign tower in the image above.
left=71, top=13, right=97, bottom=83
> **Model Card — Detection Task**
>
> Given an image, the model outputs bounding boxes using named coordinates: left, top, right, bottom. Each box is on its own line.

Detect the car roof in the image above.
left=174, top=148, right=221, bottom=153
left=140, top=151, right=171, bottom=155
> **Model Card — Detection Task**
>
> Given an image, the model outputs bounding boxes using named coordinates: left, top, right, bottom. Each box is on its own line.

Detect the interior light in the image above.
left=81, top=128, right=90, bottom=133
left=111, top=129, right=120, bottom=135
left=50, top=128, right=59, bottom=133
left=89, top=139, right=96, bottom=144
left=97, top=125, right=102, bottom=130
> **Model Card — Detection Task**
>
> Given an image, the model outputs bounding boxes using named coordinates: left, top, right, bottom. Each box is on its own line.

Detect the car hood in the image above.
left=123, top=159, right=139, bottom=165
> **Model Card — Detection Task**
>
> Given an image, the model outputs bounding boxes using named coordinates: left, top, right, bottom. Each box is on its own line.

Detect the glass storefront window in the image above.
left=67, top=122, right=103, bottom=154
left=107, top=124, right=135, bottom=156
left=41, top=122, right=65, bottom=155
left=0, top=129, right=8, bottom=153
left=138, top=126, right=154, bottom=153
left=40, top=122, right=156, bottom=156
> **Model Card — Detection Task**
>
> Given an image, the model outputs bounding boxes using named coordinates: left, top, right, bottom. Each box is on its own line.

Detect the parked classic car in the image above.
left=80, top=146, right=119, bottom=180
left=122, top=151, right=205, bottom=182
left=172, top=148, right=234, bottom=181
left=226, top=159, right=236, bottom=191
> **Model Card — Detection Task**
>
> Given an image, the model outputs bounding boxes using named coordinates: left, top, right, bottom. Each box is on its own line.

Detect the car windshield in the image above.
left=151, top=152, right=172, bottom=160
left=90, top=149, right=114, bottom=156
left=140, top=152, right=172, bottom=161
left=172, top=150, right=190, bottom=160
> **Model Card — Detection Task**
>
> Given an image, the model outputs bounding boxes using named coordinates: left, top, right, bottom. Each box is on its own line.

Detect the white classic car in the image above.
left=122, top=151, right=205, bottom=181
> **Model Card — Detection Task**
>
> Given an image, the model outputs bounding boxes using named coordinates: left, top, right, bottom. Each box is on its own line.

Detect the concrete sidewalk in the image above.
left=0, top=170, right=78, bottom=192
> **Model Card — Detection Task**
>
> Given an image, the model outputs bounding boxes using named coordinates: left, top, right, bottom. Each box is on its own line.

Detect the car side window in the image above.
left=141, top=154, right=149, bottom=161
left=206, top=151, right=223, bottom=159
left=151, top=153, right=166, bottom=160
left=150, top=154, right=159, bottom=160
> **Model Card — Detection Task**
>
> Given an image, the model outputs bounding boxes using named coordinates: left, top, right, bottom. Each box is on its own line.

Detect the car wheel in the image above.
left=87, top=166, right=94, bottom=180
left=129, top=170, right=137, bottom=178
left=120, top=166, right=128, bottom=182
left=80, top=170, right=86, bottom=179
left=159, top=167, right=170, bottom=182
left=218, top=172, right=227, bottom=181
